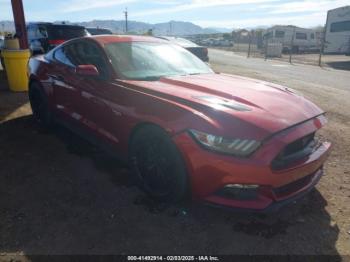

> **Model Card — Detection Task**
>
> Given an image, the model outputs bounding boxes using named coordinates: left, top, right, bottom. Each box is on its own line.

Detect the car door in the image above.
left=65, top=40, right=120, bottom=145
left=50, top=44, right=82, bottom=124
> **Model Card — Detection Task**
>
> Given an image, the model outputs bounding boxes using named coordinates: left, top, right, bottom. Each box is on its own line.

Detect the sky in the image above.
left=0, top=0, right=349, bottom=29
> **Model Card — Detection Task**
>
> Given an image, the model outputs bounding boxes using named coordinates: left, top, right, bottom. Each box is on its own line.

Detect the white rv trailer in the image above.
left=264, top=25, right=318, bottom=53
left=324, top=6, right=350, bottom=55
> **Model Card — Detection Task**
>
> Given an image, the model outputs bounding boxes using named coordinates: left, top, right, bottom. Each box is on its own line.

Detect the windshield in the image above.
left=104, top=41, right=213, bottom=80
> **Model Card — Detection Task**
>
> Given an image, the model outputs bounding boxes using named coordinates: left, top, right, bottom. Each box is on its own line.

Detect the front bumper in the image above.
left=205, top=168, right=324, bottom=213
left=173, top=117, right=332, bottom=211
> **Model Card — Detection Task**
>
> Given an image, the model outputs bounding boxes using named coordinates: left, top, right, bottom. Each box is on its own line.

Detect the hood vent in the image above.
left=193, top=96, right=251, bottom=112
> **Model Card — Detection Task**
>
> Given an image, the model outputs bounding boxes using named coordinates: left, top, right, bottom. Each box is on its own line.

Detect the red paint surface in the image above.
left=48, top=39, right=66, bottom=46
left=28, top=36, right=332, bottom=211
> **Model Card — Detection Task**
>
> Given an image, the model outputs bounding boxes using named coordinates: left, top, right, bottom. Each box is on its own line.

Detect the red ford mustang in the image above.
left=28, top=35, right=331, bottom=211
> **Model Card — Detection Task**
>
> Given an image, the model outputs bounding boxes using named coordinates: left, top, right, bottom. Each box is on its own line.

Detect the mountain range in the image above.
left=0, top=20, right=232, bottom=35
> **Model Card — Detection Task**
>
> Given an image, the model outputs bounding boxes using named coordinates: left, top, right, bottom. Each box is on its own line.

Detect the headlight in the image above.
left=189, top=129, right=260, bottom=157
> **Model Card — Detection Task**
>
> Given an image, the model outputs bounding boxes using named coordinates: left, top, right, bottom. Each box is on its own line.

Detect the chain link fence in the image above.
left=194, top=28, right=350, bottom=70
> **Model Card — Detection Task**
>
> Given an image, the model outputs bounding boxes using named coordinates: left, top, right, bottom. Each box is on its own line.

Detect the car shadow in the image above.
left=0, top=89, right=30, bottom=122
left=0, top=115, right=341, bottom=257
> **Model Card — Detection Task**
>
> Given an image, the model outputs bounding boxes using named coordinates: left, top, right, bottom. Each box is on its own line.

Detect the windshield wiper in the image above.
left=177, top=72, right=202, bottom=77
left=132, top=76, right=161, bottom=81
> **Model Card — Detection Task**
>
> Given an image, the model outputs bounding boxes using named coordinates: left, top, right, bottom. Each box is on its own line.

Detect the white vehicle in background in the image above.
left=324, top=6, right=350, bottom=55
left=217, top=39, right=233, bottom=47
left=264, top=25, right=318, bottom=53
left=203, top=38, right=233, bottom=47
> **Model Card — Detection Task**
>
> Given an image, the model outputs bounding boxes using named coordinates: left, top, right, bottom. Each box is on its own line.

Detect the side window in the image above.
left=74, top=41, right=109, bottom=77
left=65, top=44, right=79, bottom=66
left=330, top=20, right=350, bottom=33
left=263, top=31, right=273, bottom=39
left=275, top=30, right=285, bottom=38
left=53, top=46, right=75, bottom=67
left=296, top=32, right=307, bottom=40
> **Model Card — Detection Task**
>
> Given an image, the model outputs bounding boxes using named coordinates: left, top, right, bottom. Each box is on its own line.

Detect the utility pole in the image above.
left=124, top=8, right=128, bottom=33
left=319, top=12, right=329, bottom=67
left=289, top=26, right=296, bottom=64
left=318, top=27, right=326, bottom=67
left=264, top=33, right=268, bottom=61
left=247, top=31, right=252, bottom=58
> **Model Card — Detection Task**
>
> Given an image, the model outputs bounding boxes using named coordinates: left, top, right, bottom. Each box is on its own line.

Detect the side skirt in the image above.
left=54, top=115, right=128, bottom=164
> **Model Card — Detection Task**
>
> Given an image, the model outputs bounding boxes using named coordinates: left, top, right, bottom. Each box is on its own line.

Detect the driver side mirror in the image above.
left=75, top=64, right=99, bottom=77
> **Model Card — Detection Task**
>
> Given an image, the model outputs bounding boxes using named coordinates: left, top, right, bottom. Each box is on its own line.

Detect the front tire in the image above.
left=129, top=125, right=189, bottom=203
left=28, top=81, right=53, bottom=128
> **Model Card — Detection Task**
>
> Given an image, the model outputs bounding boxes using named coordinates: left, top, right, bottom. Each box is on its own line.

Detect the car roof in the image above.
left=88, top=35, right=168, bottom=45
left=28, top=22, right=85, bottom=28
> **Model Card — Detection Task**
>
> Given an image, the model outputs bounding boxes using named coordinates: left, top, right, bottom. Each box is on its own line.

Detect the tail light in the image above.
left=48, top=39, right=65, bottom=46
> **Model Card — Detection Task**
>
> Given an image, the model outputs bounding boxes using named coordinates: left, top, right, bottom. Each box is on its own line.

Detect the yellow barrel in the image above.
left=1, top=49, right=31, bottom=92
left=4, top=38, right=20, bottom=50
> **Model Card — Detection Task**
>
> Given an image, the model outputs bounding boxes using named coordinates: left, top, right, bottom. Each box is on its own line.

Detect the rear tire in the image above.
left=28, top=81, right=53, bottom=129
left=129, top=125, right=189, bottom=203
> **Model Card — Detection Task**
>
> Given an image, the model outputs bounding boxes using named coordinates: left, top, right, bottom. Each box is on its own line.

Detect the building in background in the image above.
left=263, top=25, right=318, bottom=53
left=324, top=6, right=350, bottom=55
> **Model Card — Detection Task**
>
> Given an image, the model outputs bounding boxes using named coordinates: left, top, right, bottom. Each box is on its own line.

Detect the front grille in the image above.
left=272, top=132, right=317, bottom=170
left=273, top=173, right=314, bottom=197
left=216, top=186, right=258, bottom=200
left=285, top=133, right=315, bottom=155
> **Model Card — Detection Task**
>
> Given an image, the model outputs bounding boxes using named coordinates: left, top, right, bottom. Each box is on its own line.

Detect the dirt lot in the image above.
left=0, top=57, right=350, bottom=260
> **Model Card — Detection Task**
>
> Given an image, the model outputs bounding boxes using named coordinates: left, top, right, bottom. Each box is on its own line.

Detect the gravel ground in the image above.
left=0, top=53, right=349, bottom=260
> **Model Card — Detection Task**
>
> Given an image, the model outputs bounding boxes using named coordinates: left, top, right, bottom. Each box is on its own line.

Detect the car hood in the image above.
left=121, top=73, right=324, bottom=139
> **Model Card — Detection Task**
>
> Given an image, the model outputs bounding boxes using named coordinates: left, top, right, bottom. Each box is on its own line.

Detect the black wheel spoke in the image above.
left=129, top=126, right=188, bottom=202
left=134, top=138, right=174, bottom=195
